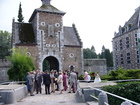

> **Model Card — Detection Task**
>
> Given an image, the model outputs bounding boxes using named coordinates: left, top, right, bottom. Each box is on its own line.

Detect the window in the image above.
left=120, top=39, right=123, bottom=50
left=126, top=52, right=131, bottom=64
left=41, top=22, right=45, bottom=26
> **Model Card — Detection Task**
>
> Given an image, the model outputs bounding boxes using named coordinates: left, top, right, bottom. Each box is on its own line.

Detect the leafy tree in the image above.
left=99, top=46, right=113, bottom=67
left=7, top=48, right=35, bottom=81
left=0, top=30, right=11, bottom=61
left=83, top=45, right=97, bottom=59
left=17, top=2, right=24, bottom=22
left=91, top=45, right=97, bottom=58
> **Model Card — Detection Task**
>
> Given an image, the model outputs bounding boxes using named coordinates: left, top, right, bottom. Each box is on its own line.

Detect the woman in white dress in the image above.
left=94, top=73, right=101, bottom=83
left=57, top=72, right=63, bottom=94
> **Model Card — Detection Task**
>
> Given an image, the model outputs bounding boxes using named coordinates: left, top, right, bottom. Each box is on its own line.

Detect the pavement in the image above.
left=15, top=81, right=116, bottom=105
left=15, top=87, right=86, bottom=105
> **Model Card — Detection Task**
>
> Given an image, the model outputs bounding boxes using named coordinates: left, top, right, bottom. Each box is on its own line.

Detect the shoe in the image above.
left=68, top=92, right=71, bottom=93
left=30, top=94, right=35, bottom=96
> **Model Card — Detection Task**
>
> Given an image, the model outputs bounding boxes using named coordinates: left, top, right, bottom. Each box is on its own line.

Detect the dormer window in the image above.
left=121, top=27, right=125, bottom=33
left=128, top=24, right=132, bottom=30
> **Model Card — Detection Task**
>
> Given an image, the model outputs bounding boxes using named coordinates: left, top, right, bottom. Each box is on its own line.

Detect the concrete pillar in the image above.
left=121, top=101, right=132, bottom=105
left=5, top=91, right=16, bottom=104
left=98, top=91, right=108, bottom=105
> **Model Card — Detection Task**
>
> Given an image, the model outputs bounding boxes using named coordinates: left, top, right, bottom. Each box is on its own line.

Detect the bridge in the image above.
left=0, top=81, right=139, bottom=105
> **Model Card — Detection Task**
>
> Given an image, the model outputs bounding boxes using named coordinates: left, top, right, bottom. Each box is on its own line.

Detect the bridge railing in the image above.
left=77, top=80, right=140, bottom=105
left=89, top=86, right=140, bottom=105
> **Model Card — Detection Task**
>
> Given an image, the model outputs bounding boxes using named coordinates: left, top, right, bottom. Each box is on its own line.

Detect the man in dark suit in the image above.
left=43, top=70, right=51, bottom=94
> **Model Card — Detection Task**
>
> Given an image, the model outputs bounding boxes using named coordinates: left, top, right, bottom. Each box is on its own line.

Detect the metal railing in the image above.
left=77, top=80, right=140, bottom=105
left=89, top=86, right=140, bottom=105
left=0, top=81, right=26, bottom=85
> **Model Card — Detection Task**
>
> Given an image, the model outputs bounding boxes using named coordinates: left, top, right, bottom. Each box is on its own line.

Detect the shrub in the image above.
left=102, top=81, right=140, bottom=105
left=7, top=48, right=35, bottom=81
left=101, top=68, right=140, bottom=80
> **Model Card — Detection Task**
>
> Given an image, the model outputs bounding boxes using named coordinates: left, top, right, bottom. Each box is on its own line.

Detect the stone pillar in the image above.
left=98, top=91, right=108, bottom=105
left=121, top=101, right=132, bottom=105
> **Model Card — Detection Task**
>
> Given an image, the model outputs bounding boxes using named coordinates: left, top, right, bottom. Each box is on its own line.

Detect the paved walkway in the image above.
left=15, top=86, right=86, bottom=105
left=15, top=81, right=116, bottom=105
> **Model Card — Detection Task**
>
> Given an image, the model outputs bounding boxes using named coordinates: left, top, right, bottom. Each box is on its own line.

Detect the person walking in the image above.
left=57, top=72, right=63, bottom=94
left=54, top=70, right=59, bottom=91
left=28, top=71, right=35, bottom=96
left=26, top=72, right=30, bottom=93
left=43, top=70, right=51, bottom=94
left=63, top=72, right=68, bottom=91
left=83, top=70, right=88, bottom=81
left=50, top=70, right=55, bottom=93
left=36, top=70, right=42, bottom=94
left=68, top=70, right=77, bottom=93
left=94, top=73, right=101, bottom=83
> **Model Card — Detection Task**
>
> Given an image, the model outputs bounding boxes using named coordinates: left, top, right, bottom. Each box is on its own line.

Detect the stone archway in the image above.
left=43, top=56, right=59, bottom=72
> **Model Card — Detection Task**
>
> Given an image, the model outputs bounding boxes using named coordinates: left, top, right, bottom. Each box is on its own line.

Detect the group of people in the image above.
left=26, top=69, right=78, bottom=96
left=83, top=70, right=101, bottom=83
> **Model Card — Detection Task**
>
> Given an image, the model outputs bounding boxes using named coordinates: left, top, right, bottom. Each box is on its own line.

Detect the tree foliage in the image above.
left=0, top=30, right=11, bottom=61
left=99, top=46, right=113, bottom=67
left=7, top=48, right=35, bottom=81
left=103, top=81, right=140, bottom=104
left=83, top=45, right=113, bottom=67
left=17, top=2, right=24, bottom=22
left=83, top=45, right=97, bottom=59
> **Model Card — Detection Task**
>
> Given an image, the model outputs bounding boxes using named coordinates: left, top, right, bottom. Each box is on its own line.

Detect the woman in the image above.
left=57, top=72, right=63, bottom=94
left=94, top=73, right=101, bottom=83
left=63, top=72, right=68, bottom=91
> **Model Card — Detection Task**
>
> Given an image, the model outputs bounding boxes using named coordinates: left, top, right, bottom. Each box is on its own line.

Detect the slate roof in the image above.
left=64, top=25, right=82, bottom=47
left=113, top=6, right=140, bottom=38
left=29, top=4, right=65, bottom=22
left=15, top=22, right=36, bottom=44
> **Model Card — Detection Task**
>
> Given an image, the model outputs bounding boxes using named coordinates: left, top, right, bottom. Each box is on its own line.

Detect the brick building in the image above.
left=12, top=0, right=83, bottom=74
left=112, top=6, right=140, bottom=70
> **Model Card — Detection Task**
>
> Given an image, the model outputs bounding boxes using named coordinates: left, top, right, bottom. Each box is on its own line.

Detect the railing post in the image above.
left=98, top=91, right=108, bottom=105
left=121, top=101, right=132, bottom=105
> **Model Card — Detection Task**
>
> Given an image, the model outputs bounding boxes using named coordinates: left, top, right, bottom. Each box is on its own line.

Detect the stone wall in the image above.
left=84, top=59, right=107, bottom=76
left=0, top=60, right=11, bottom=81
left=63, top=46, right=83, bottom=75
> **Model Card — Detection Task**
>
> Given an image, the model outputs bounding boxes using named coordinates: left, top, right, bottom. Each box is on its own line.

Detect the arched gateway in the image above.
left=43, top=56, right=59, bottom=72
left=12, top=0, right=83, bottom=75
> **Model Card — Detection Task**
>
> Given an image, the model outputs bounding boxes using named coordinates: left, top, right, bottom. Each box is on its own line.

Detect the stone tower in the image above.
left=12, top=0, right=83, bottom=74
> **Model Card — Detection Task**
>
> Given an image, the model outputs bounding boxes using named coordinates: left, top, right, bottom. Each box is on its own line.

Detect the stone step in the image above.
left=0, top=102, right=4, bottom=105
left=86, top=101, right=98, bottom=105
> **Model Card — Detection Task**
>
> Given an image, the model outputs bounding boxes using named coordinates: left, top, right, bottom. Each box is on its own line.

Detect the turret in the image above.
left=41, top=0, right=51, bottom=5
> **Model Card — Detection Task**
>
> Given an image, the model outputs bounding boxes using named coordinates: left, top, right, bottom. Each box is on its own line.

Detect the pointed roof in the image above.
left=29, top=3, right=65, bottom=22
left=64, top=24, right=83, bottom=47
left=113, top=6, right=140, bottom=38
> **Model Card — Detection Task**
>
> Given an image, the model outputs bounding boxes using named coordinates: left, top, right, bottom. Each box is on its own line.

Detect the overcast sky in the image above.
left=1, top=0, right=140, bottom=53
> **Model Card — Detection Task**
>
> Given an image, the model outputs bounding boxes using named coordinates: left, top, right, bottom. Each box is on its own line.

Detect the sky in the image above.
left=0, top=0, right=140, bottom=53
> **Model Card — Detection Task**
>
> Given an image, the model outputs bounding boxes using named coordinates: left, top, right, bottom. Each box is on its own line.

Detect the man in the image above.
left=68, top=70, right=77, bottom=93
left=43, top=70, right=51, bottom=94
left=28, top=71, right=35, bottom=96
left=35, top=70, right=42, bottom=94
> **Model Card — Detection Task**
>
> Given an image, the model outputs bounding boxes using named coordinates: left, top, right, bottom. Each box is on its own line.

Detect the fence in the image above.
left=89, top=86, right=140, bottom=105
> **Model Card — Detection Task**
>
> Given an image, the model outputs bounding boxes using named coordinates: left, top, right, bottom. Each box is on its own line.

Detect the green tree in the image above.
left=0, top=30, right=11, bottom=61
left=99, top=46, right=113, bottom=67
left=17, top=2, right=24, bottom=22
left=91, top=45, right=97, bottom=58
left=7, top=48, right=35, bottom=81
